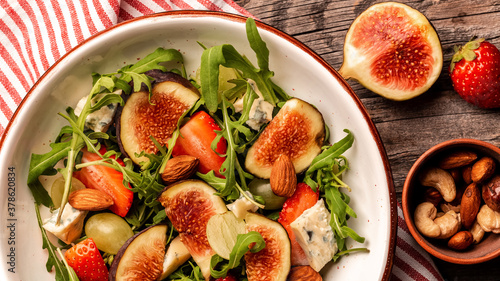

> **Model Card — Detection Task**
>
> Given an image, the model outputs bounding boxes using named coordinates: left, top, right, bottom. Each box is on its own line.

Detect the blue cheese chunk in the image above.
left=42, top=203, right=88, bottom=244
left=73, top=92, right=120, bottom=132
left=233, top=80, right=274, bottom=130
left=290, top=199, right=337, bottom=272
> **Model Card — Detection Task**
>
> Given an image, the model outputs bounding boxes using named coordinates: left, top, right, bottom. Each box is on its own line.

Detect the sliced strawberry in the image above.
left=172, top=111, right=227, bottom=177
left=277, top=182, right=319, bottom=266
left=73, top=147, right=133, bottom=217
left=64, top=238, right=109, bottom=281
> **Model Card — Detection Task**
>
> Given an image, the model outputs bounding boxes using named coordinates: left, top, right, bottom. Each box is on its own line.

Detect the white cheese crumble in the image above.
left=233, top=80, right=274, bottom=130
left=42, top=203, right=88, bottom=244
left=290, top=199, right=337, bottom=272
left=226, top=191, right=259, bottom=220
left=73, top=91, right=121, bottom=133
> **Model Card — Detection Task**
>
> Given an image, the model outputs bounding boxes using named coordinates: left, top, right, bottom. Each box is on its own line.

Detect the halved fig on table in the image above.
left=244, top=212, right=291, bottom=281
left=109, top=224, right=168, bottom=281
left=339, top=2, right=443, bottom=101
left=157, top=180, right=227, bottom=281
left=118, top=72, right=199, bottom=165
left=245, top=98, right=325, bottom=179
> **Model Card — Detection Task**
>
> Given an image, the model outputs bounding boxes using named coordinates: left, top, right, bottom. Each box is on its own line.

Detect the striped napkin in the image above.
left=0, top=1, right=444, bottom=280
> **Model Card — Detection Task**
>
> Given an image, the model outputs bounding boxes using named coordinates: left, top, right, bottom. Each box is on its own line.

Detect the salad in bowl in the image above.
left=27, top=18, right=365, bottom=281
left=0, top=12, right=396, bottom=281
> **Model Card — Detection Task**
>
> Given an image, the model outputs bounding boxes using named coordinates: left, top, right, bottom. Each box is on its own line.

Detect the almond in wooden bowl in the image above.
left=402, top=138, right=500, bottom=264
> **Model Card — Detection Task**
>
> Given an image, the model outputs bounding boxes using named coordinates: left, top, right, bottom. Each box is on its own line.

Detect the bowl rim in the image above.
left=0, top=10, right=397, bottom=279
left=402, top=138, right=500, bottom=264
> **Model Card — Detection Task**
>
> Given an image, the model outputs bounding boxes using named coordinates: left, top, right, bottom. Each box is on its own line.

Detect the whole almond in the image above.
left=471, top=156, right=496, bottom=183
left=460, top=182, right=481, bottom=229
left=68, top=189, right=114, bottom=211
left=438, top=150, right=477, bottom=170
left=448, top=230, right=473, bottom=250
left=287, top=265, right=322, bottom=281
left=161, top=155, right=199, bottom=184
left=270, top=154, right=297, bottom=197
left=462, top=165, right=473, bottom=184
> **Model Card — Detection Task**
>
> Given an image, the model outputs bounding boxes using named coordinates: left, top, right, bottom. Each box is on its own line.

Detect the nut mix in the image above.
left=414, top=150, right=499, bottom=250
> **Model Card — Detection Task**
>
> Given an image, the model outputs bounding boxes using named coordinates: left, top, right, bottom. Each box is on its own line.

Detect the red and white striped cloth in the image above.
left=0, top=1, right=444, bottom=280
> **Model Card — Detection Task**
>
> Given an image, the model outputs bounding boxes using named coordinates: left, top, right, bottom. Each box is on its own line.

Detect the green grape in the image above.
left=50, top=176, right=86, bottom=208
left=248, top=178, right=287, bottom=210
left=85, top=213, right=134, bottom=255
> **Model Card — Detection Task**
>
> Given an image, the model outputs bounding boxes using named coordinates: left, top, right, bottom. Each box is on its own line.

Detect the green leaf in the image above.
left=89, top=93, right=124, bottom=114
left=124, top=71, right=153, bottom=93
left=210, top=231, right=265, bottom=278
left=306, top=129, right=354, bottom=177
left=246, top=18, right=269, bottom=70
left=28, top=142, right=72, bottom=184
left=200, top=45, right=226, bottom=113
left=128, top=48, right=184, bottom=74
left=28, top=179, right=54, bottom=208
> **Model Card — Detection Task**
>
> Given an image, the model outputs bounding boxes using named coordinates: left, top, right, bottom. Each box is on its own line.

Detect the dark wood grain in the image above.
left=234, top=0, right=500, bottom=279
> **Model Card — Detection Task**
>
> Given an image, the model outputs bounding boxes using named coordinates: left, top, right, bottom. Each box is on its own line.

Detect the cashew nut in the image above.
left=477, top=205, right=500, bottom=233
left=414, top=202, right=460, bottom=239
left=470, top=220, right=485, bottom=244
left=440, top=202, right=461, bottom=213
left=419, top=167, right=456, bottom=202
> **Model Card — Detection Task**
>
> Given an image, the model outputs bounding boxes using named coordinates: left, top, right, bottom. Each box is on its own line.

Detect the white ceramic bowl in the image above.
left=0, top=11, right=396, bottom=280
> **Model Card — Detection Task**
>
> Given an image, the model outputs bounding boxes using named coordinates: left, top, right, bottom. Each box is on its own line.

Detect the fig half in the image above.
left=157, top=180, right=227, bottom=280
left=245, top=98, right=325, bottom=179
left=109, top=224, right=168, bottom=281
left=339, top=2, right=443, bottom=101
left=244, top=212, right=291, bottom=281
left=119, top=72, right=200, bottom=164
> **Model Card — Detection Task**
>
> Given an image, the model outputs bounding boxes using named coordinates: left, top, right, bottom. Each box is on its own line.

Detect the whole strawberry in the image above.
left=450, top=38, right=500, bottom=109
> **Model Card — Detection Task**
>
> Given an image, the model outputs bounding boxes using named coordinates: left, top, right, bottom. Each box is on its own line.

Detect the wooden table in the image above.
left=233, top=0, right=500, bottom=280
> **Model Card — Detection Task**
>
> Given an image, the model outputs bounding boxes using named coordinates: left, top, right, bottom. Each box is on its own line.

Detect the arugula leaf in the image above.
left=199, top=18, right=285, bottom=113
left=302, top=129, right=365, bottom=255
left=200, top=45, right=226, bottom=112
left=210, top=231, right=265, bottom=278
left=28, top=179, right=54, bottom=208
left=28, top=142, right=71, bottom=185
left=128, top=48, right=184, bottom=74
left=168, top=261, right=203, bottom=281
left=246, top=18, right=269, bottom=70
left=304, top=129, right=354, bottom=191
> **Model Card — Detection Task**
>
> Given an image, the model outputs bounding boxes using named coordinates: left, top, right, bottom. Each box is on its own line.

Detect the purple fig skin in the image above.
left=109, top=224, right=168, bottom=281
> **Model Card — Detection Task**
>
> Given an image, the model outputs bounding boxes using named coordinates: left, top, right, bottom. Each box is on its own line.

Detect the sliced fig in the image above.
left=339, top=2, right=443, bottom=101
left=157, top=180, right=227, bottom=280
left=110, top=224, right=168, bottom=281
left=245, top=98, right=325, bottom=179
left=244, top=212, right=291, bottom=281
left=118, top=72, right=200, bottom=164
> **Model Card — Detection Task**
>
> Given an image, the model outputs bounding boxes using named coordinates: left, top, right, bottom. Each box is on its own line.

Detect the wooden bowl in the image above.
left=402, top=138, right=500, bottom=264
